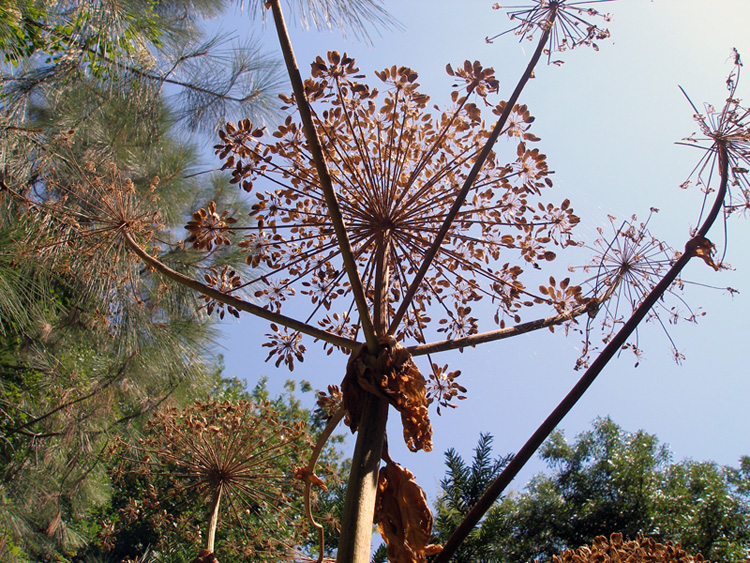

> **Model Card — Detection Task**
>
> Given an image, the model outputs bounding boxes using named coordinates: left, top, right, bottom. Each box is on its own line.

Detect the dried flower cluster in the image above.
left=210, top=52, right=581, bottom=374
left=106, top=398, right=309, bottom=560
left=553, top=533, right=707, bottom=563
left=186, top=200, right=237, bottom=251
left=11, top=159, right=163, bottom=297
left=488, top=0, right=613, bottom=59
left=680, top=50, right=750, bottom=217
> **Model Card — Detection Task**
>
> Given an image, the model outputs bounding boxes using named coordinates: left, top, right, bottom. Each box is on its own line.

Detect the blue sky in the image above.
left=210, top=0, right=750, bottom=502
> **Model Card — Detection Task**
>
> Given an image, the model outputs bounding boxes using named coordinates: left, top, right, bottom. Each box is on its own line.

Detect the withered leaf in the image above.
left=343, top=337, right=433, bottom=452
left=688, top=235, right=720, bottom=271
left=374, top=461, right=442, bottom=563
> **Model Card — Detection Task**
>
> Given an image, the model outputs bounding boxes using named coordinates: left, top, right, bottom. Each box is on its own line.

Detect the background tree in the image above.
left=95, top=378, right=348, bottom=563
left=433, top=434, right=513, bottom=563
left=434, top=419, right=750, bottom=563
left=1, top=1, right=391, bottom=560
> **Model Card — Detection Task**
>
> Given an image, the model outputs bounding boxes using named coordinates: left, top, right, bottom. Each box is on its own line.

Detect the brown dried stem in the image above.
left=123, top=232, right=358, bottom=349
left=409, top=270, right=623, bottom=356
left=434, top=141, right=729, bottom=563
left=267, top=0, right=378, bottom=353
left=408, top=303, right=590, bottom=356
left=301, top=406, right=346, bottom=563
left=206, top=486, right=223, bottom=555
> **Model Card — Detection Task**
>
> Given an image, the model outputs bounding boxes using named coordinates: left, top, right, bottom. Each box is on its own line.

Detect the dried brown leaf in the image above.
left=374, top=461, right=442, bottom=563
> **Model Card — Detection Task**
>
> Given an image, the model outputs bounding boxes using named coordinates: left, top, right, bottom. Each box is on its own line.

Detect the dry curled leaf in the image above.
left=687, top=235, right=720, bottom=271
left=293, top=466, right=327, bottom=491
left=374, top=461, right=442, bottom=563
left=343, top=336, right=432, bottom=452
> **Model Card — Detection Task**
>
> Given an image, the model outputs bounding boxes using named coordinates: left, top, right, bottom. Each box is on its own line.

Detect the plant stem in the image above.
left=266, top=3, right=389, bottom=560
left=434, top=142, right=729, bottom=562
left=388, top=4, right=559, bottom=335
left=337, top=233, right=391, bottom=562
left=408, top=302, right=590, bottom=356
left=206, top=485, right=223, bottom=554
left=267, top=0, right=378, bottom=354
left=336, top=393, right=389, bottom=563
left=123, top=232, right=357, bottom=349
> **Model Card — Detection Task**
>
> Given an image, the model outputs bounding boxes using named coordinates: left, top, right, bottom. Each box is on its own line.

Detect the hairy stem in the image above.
left=337, top=393, right=389, bottom=563
left=337, top=234, right=392, bottom=562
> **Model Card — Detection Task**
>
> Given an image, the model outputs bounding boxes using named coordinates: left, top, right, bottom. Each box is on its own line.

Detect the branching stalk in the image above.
left=434, top=141, right=729, bottom=562
left=302, top=406, right=346, bottom=563
left=388, top=4, right=559, bottom=334
left=409, top=303, right=590, bottom=356
left=265, top=4, right=389, bottom=561
left=267, top=0, right=378, bottom=353
left=123, top=232, right=358, bottom=349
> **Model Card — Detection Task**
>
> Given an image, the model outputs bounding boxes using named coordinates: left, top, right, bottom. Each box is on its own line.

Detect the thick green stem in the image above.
left=337, top=233, right=391, bottom=562
left=435, top=142, right=729, bottom=563
left=265, top=3, right=389, bottom=560
left=337, top=392, right=389, bottom=563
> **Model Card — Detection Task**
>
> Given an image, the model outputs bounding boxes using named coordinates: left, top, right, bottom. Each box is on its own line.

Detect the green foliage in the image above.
left=433, top=434, right=513, bottom=563
left=0, top=0, right=47, bottom=65
left=92, top=378, right=348, bottom=562
left=435, top=419, right=750, bottom=563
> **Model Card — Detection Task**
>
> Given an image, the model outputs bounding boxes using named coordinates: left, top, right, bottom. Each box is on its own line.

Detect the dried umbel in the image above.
left=374, top=460, right=442, bottom=563
left=186, top=200, right=237, bottom=251
left=343, top=336, right=432, bottom=452
left=488, top=0, right=613, bottom=58
left=13, top=161, right=164, bottom=298
left=212, top=51, right=581, bottom=374
left=108, top=398, right=309, bottom=560
left=680, top=50, right=750, bottom=216
left=553, top=533, right=707, bottom=563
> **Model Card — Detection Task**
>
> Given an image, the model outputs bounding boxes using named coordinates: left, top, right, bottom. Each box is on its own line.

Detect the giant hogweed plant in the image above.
left=7, top=0, right=750, bottom=561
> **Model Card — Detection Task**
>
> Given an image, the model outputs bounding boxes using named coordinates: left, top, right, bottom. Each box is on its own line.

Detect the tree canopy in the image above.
left=433, top=418, right=750, bottom=563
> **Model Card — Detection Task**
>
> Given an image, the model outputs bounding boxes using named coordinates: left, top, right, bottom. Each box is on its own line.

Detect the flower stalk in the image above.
left=267, top=0, right=378, bottom=353
left=434, top=141, right=729, bottom=563
left=123, top=232, right=357, bottom=349
left=206, top=486, right=223, bottom=554
left=388, top=2, right=559, bottom=334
